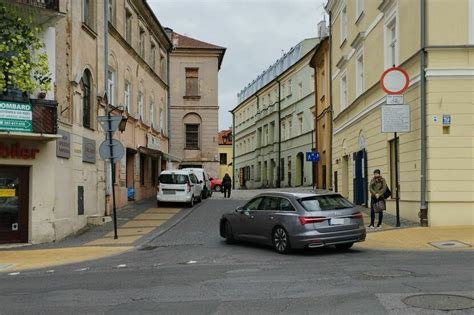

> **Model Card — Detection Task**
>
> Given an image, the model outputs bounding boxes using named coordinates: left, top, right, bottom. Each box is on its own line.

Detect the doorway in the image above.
left=296, top=152, right=304, bottom=186
left=341, top=155, right=349, bottom=198
left=0, top=166, right=29, bottom=243
left=287, top=157, right=292, bottom=187
left=353, top=149, right=368, bottom=206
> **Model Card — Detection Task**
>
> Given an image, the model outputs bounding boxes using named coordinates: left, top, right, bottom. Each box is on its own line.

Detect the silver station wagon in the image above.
left=219, top=192, right=366, bottom=254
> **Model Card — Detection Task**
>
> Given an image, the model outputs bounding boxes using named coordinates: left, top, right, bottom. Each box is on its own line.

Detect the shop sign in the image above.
left=0, top=100, right=33, bottom=132
left=82, top=137, right=96, bottom=163
left=0, top=143, right=40, bottom=159
left=0, top=189, right=15, bottom=197
left=147, top=135, right=160, bottom=151
left=56, top=130, right=71, bottom=159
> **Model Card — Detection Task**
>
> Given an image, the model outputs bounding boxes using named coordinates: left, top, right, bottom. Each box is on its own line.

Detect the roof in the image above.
left=169, top=31, right=226, bottom=69
left=218, top=129, right=232, bottom=145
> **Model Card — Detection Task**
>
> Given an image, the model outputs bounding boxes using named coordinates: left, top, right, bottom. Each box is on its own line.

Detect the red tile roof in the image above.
left=171, top=32, right=225, bottom=50
left=218, top=129, right=232, bottom=145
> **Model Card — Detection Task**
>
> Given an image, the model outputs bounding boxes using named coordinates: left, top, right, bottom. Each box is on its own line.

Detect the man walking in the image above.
left=222, top=173, right=232, bottom=198
left=369, top=169, right=388, bottom=229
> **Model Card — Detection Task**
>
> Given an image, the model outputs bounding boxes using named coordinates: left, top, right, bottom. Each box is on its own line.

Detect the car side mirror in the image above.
left=235, top=206, right=244, bottom=213
left=199, top=180, right=203, bottom=184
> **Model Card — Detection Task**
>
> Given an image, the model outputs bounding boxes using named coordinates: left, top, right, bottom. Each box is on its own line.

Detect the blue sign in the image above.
left=442, top=114, right=451, bottom=126
left=306, top=152, right=320, bottom=162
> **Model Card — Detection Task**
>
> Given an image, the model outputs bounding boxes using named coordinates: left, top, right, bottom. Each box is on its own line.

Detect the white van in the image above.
left=156, top=170, right=202, bottom=207
left=181, top=168, right=212, bottom=199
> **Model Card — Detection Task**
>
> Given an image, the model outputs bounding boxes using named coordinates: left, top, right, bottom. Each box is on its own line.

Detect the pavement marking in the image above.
left=8, top=272, right=20, bottom=276
left=356, top=226, right=474, bottom=251
left=116, top=264, right=127, bottom=269
left=0, top=246, right=131, bottom=272
left=133, top=213, right=175, bottom=220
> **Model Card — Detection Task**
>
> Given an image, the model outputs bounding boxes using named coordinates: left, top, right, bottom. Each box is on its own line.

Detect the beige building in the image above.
left=217, top=129, right=233, bottom=180
left=326, top=0, right=473, bottom=226
left=167, top=30, right=226, bottom=178
left=0, top=0, right=172, bottom=244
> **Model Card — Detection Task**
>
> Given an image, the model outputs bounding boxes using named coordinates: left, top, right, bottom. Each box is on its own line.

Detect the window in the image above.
left=160, top=51, right=166, bottom=79
left=385, top=12, right=398, bottom=68
left=139, top=27, right=145, bottom=58
left=107, top=69, right=115, bottom=106
left=340, top=5, right=347, bottom=44
left=83, top=0, right=95, bottom=29
left=251, top=165, right=254, bottom=180
left=220, top=153, right=227, bottom=165
left=108, top=0, right=115, bottom=25
left=389, top=138, right=399, bottom=198
left=124, top=80, right=131, bottom=112
left=149, top=98, right=154, bottom=127
left=244, top=197, right=263, bottom=210
left=259, top=197, right=279, bottom=210
left=257, top=162, right=261, bottom=181
left=140, top=154, right=146, bottom=186
left=282, top=123, right=286, bottom=141
left=267, top=93, right=271, bottom=105
left=340, top=71, right=348, bottom=111
left=299, top=195, right=353, bottom=211
left=287, top=79, right=292, bottom=96
left=298, top=82, right=303, bottom=99
left=159, top=109, right=164, bottom=131
left=279, top=198, right=295, bottom=211
left=356, top=51, right=364, bottom=97
left=138, top=91, right=144, bottom=119
left=280, top=158, right=285, bottom=180
left=125, top=10, right=132, bottom=44
left=185, top=68, right=199, bottom=97
left=185, top=124, right=199, bottom=149
left=81, top=71, right=92, bottom=128
left=321, top=70, right=326, bottom=98
left=282, top=83, right=286, bottom=98
left=298, top=115, right=303, bottom=135
left=287, top=118, right=292, bottom=139
left=150, top=42, right=156, bottom=70
left=265, top=125, right=269, bottom=145
left=356, top=0, right=364, bottom=21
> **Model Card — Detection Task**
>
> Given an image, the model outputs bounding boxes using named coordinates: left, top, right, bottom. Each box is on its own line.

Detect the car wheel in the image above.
left=198, top=194, right=202, bottom=203
left=335, top=242, right=354, bottom=251
left=202, top=189, right=208, bottom=200
left=272, top=226, right=291, bottom=254
left=224, top=220, right=236, bottom=244
left=215, top=185, right=221, bottom=192
left=188, top=196, right=195, bottom=208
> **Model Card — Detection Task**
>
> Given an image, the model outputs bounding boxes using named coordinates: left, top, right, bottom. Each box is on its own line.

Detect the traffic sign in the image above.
left=380, top=67, right=410, bottom=95
left=99, top=139, right=125, bottom=161
left=98, top=115, right=123, bottom=133
left=306, top=151, right=320, bottom=162
left=386, top=94, right=404, bottom=105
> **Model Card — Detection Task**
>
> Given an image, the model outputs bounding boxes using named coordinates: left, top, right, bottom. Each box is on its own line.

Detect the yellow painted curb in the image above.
left=356, top=226, right=474, bottom=251
left=0, top=246, right=132, bottom=272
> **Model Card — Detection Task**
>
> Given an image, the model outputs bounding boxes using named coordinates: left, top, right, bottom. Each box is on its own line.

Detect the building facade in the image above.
left=168, top=31, right=226, bottom=178
left=0, top=0, right=173, bottom=244
left=327, top=0, right=473, bottom=226
left=217, top=129, right=232, bottom=179
left=310, top=32, right=332, bottom=190
left=232, top=38, right=319, bottom=189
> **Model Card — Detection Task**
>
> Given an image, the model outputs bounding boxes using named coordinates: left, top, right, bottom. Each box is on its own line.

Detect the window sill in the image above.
left=340, top=38, right=347, bottom=48
left=185, top=147, right=200, bottom=150
left=82, top=23, right=97, bottom=39
left=183, top=96, right=201, bottom=100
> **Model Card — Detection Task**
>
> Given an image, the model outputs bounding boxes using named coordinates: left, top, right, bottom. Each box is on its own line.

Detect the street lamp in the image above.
left=108, top=103, right=128, bottom=132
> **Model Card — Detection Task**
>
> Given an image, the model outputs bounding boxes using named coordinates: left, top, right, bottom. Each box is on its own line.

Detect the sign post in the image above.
left=380, top=67, right=410, bottom=227
left=306, top=151, right=320, bottom=191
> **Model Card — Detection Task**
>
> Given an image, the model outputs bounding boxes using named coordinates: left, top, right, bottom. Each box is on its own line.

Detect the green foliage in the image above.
left=0, top=5, right=52, bottom=94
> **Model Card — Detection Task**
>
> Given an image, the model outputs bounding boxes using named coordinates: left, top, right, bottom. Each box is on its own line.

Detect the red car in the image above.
left=210, top=178, right=222, bottom=192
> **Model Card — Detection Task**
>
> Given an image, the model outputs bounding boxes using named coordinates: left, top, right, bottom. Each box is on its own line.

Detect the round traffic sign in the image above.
left=380, top=67, right=410, bottom=95
left=99, top=139, right=125, bottom=161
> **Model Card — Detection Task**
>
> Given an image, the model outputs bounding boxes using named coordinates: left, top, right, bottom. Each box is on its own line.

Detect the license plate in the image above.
left=163, top=190, right=175, bottom=195
left=330, top=218, right=345, bottom=225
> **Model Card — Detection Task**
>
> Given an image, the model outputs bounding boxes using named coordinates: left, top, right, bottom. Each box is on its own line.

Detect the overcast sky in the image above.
left=149, top=0, right=327, bottom=130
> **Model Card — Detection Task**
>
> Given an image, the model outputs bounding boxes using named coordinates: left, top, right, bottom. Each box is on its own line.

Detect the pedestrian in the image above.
left=222, top=173, right=232, bottom=198
left=369, top=169, right=388, bottom=229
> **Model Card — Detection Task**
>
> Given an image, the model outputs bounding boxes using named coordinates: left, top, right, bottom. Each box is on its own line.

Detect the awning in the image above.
left=137, top=146, right=162, bottom=158
left=0, top=131, right=62, bottom=142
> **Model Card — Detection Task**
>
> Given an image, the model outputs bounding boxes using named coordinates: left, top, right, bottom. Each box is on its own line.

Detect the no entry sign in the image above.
left=380, top=67, right=410, bottom=95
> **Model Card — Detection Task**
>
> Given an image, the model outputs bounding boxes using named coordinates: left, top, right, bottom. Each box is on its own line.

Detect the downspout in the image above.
left=313, top=63, right=318, bottom=190
left=232, top=111, right=235, bottom=189
left=167, top=48, right=171, bottom=156
left=419, top=0, right=428, bottom=226
left=104, top=0, right=111, bottom=204
left=277, top=80, right=281, bottom=188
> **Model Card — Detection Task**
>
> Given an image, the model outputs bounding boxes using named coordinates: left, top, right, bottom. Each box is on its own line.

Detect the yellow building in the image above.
left=326, top=0, right=473, bottom=226
left=218, top=129, right=233, bottom=180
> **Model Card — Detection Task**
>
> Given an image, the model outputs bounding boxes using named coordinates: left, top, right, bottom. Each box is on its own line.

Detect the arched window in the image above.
left=81, top=70, right=92, bottom=128
left=183, top=113, right=201, bottom=150
left=149, top=96, right=155, bottom=127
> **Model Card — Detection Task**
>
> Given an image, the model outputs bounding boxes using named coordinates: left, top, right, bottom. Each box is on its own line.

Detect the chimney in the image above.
left=318, top=20, right=328, bottom=38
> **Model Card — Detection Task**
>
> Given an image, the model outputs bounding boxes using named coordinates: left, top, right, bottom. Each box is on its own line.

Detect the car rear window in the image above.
left=299, top=195, right=354, bottom=211
left=159, top=174, right=189, bottom=184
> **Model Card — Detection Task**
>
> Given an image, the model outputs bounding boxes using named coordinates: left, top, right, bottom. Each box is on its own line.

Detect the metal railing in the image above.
left=13, top=0, right=59, bottom=11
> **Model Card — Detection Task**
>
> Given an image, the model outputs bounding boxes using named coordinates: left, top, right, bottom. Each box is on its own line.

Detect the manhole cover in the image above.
left=429, top=240, right=471, bottom=249
left=363, top=270, right=412, bottom=278
left=403, top=294, right=473, bottom=311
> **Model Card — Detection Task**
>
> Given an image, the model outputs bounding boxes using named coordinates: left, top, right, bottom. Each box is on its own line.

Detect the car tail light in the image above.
left=186, top=182, right=191, bottom=193
left=299, top=216, right=327, bottom=225
left=351, top=212, right=363, bottom=219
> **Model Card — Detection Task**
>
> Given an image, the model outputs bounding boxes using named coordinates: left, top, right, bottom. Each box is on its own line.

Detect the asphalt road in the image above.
left=0, top=198, right=473, bottom=314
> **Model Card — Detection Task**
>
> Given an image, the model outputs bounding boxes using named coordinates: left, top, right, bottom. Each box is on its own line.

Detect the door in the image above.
left=0, top=166, right=29, bottom=243
left=235, top=196, right=262, bottom=239
left=249, top=196, right=280, bottom=242
left=296, top=153, right=304, bottom=186
left=353, top=149, right=368, bottom=205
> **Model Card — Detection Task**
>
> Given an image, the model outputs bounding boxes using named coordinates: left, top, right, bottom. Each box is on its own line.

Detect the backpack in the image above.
left=383, top=187, right=392, bottom=199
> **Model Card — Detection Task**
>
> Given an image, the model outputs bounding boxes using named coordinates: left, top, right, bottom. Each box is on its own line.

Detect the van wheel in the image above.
left=202, top=190, right=208, bottom=200
left=198, top=194, right=202, bottom=203
left=188, top=196, right=195, bottom=208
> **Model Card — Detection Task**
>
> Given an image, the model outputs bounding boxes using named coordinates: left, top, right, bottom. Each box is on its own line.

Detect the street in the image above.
left=0, top=197, right=473, bottom=314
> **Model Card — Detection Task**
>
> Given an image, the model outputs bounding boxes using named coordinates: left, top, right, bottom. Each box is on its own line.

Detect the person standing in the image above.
left=369, top=169, right=388, bottom=229
left=222, top=173, right=232, bottom=198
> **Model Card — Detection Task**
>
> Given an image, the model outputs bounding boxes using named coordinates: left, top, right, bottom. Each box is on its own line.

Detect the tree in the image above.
left=0, top=5, right=51, bottom=95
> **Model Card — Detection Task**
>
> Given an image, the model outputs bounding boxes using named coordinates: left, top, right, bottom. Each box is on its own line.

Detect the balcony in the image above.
left=0, top=0, right=63, bottom=26
left=12, top=0, right=59, bottom=10
left=0, top=94, right=59, bottom=141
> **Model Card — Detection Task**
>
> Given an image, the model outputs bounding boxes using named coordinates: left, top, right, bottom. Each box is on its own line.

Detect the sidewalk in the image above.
left=0, top=198, right=187, bottom=272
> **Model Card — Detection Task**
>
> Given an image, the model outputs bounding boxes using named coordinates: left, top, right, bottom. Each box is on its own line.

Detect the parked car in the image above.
left=156, top=170, right=202, bottom=207
left=181, top=168, right=212, bottom=199
left=210, top=178, right=222, bottom=192
left=219, top=192, right=366, bottom=254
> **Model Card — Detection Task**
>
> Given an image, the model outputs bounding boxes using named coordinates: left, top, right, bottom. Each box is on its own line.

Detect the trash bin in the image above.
left=127, top=187, right=135, bottom=201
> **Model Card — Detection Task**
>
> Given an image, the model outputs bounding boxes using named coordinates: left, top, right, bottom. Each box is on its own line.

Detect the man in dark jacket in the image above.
left=369, top=169, right=388, bottom=229
left=222, top=173, right=232, bottom=198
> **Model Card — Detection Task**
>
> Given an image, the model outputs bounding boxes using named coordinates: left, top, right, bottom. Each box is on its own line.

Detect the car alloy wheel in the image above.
left=225, top=221, right=236, bottom=244
left=273, top=227, right=291, bottom=254
left=215, top=185, right=221, bottom=192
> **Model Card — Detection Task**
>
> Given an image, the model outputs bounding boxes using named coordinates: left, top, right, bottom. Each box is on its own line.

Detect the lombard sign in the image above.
left=0, top=100, right=33, bottom=132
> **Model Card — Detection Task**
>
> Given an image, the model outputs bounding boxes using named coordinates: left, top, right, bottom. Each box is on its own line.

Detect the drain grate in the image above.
left=363, top=270, right=412, bottom=278
left=429, top=240, right=471, bottom=249
left=403, top=294, right=474, bottom=311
